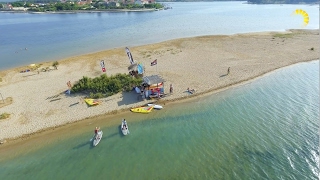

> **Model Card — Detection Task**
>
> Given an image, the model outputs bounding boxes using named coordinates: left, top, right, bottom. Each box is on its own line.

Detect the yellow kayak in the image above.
left=130, top=106, right=154, bottom=113
left=84, top=99, right=100, bottom=106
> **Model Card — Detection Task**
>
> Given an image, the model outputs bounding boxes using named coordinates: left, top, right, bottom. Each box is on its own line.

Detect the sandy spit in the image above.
left=0, top=29, right=318, bottom=142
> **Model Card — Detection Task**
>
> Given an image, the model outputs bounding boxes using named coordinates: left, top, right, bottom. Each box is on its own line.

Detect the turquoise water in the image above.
left=0, top=61, right=318, bottom=179
left=1, top=2, right=319, bottom=70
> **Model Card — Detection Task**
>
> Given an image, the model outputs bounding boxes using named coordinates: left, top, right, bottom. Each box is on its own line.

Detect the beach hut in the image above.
left=141, top=75, right=165, bottom=98
left=128, top=63, right=144, bottom=77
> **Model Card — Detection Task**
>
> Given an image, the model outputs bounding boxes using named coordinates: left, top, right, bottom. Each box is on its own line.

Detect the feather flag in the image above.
left=151, top=59, right=157, bottom=66
left=125, top=47, right=135, bottom=65
left=100, top=60, right=106, bottom=72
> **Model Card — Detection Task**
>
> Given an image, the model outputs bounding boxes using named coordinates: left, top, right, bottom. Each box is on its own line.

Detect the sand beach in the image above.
left=0, top=29, right=318, bottom=143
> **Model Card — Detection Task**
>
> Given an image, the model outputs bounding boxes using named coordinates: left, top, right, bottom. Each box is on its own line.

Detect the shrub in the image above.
left=52, top=61, right=59, bottom=69
left=71, top=73, right=143, bottom=98
left=273, top=33, right=293, bottom=38
left=89, top=92, right=104, bottom=99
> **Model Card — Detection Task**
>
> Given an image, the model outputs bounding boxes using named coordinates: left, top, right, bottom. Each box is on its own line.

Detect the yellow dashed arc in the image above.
left=292, top=9, right=309, bottom=27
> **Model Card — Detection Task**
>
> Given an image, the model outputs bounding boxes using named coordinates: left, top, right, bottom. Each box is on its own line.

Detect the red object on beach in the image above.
left=102, top=67, right=106, bottom=72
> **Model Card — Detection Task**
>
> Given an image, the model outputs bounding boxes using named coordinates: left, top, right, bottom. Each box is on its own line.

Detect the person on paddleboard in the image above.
left=122, top=119, right=127, bottom=130
left=94, top=127, right=100, bottom=134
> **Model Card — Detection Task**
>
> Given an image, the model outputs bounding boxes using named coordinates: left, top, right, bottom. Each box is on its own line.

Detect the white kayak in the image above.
left=121, top=120, right=129, bottom=136
left=93, top=131, right=103, bottom=146
left=147, top=104, right=163, bottom=109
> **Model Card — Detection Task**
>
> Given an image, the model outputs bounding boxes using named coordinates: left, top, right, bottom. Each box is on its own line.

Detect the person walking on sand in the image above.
left=227, top=67, right=230, bottom=75
left=170, top=84, right=173, bottom=94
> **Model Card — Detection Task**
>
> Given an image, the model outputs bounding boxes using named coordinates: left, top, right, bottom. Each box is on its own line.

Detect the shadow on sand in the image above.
left=117, top=91, right=142, bottom=106
left=220, top=73, right=228, bottom=78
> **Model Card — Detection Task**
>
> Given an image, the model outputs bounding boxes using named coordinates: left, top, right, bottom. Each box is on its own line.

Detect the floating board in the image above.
left=131, top=106, right=153, bottom=113
left=147, top=104, right=163, bottom=109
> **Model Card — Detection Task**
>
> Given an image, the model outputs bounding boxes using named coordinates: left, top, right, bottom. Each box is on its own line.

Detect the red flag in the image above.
left=151, top=59, right=157, bottom=66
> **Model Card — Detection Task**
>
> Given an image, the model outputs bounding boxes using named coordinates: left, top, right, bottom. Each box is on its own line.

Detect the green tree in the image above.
left=11, top=2, right=25, bottom=7
left=25, top=2, right=32, bottom=7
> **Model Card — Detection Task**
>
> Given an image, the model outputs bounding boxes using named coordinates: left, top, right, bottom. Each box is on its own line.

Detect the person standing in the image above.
left=170, top=84, right=173, bottom=94
left=227, top=67, right=230, bottom=75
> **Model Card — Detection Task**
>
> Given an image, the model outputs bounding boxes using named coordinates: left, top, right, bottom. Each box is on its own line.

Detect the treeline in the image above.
left=159, top=0, right=243, bottom=1
left=153, top=0, right=317, bottom=3
left=71, top=74, right=143, bottom=99
left=8, top=1, right=163, bottom=11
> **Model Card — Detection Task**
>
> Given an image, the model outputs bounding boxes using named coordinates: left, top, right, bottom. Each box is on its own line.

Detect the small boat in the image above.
left=92, top=130, right=103, bottom=146
left=147, top=104, right=163, bottom=109
left=130, top=106, right=153, bottom=113
left=84, top=98, right=100, bottom=106
left=121, top=119, right=129, bottom=135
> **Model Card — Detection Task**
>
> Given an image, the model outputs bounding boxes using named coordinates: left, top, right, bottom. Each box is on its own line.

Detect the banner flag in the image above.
left=100, top=60, right=106, bottom=72
left=125, top=47, right=135, bottom=65
left=151, top=59, right=157, bottom=66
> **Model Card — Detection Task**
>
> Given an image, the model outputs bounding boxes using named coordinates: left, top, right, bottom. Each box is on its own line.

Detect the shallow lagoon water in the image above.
left=0, top=61, right=318, bottom=179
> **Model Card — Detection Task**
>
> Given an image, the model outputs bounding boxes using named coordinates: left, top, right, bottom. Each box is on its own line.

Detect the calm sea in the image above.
left=0, top=60, right=318, bottom=179
left=0, top=1, right=319, bottom=70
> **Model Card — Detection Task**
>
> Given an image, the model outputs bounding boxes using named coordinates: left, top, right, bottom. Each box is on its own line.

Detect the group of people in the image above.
left=94, top=119, right=128, bottom=135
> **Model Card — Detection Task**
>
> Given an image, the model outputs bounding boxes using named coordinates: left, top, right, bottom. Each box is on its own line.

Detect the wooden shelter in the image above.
left=142, top=75, right=165, bottom=98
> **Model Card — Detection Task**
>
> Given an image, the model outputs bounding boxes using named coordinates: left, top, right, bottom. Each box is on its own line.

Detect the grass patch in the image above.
left=0, top=97, right=13, bottom=108
left=273, top=33, right=294, bottom=38
left=0, top=113, right=10, bottom=120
